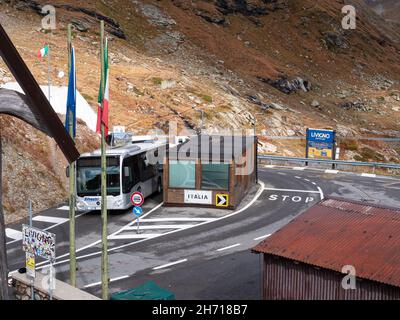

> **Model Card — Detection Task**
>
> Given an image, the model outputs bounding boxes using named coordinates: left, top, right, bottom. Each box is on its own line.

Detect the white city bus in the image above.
left=75, top=136, right=168, bottom=211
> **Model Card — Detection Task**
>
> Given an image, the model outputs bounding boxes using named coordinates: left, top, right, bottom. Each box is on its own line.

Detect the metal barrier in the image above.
left=258, top=155, right=400, bottom=170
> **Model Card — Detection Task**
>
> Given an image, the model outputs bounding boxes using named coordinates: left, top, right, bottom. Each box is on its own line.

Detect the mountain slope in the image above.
left=365, top=0, right=400, bottom=22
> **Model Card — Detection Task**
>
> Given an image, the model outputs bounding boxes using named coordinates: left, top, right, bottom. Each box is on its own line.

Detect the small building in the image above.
left=252, top=197, right=400, bottom=300
left=163, top=135, right=257, bottom=209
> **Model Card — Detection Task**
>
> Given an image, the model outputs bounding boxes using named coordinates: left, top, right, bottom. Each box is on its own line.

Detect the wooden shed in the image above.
left=163, top=135, right=257, bottom=209
left=252, top=197, right=400, bottom=300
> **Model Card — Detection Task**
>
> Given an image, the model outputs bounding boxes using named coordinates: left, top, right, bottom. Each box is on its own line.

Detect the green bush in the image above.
left=377, top=96, right=386, bottom=102
left=340, top=139, right=358, bottom=151
left=152, top=77, right=162, bottom=86
left=201, top=94, right=213, bottom=103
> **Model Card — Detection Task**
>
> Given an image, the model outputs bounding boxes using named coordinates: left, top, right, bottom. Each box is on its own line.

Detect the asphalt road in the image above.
left=6, top=167, right=400, bottom=299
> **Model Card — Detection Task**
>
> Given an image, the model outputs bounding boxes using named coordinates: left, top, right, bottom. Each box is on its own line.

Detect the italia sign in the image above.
left=184, top=190, right=212, bottom=205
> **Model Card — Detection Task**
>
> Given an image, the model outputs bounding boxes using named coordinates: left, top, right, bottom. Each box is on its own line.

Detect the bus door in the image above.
left=122, top=155, right=140, bottom=197
left=138, top=153, right=158, bottom=197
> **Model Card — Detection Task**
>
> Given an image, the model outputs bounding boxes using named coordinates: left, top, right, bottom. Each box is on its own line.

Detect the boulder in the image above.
left=71, top=18, right=89, bottom=32
left=195, top=9, right=226, bottom=25
left=311, top=100, right=320, bottom=108
left=258, top=75, right=312, bottom=94
left=340, top=101, right=372, bottom=112
left=269, top=103, right=286, bottom=111
left=322, top=32, right=348, bottom=51
left=246, top=94, right=270, bottom=110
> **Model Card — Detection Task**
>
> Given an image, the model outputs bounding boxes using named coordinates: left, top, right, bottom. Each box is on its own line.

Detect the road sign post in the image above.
left=27, top=200, right=34, bottom=300
left=22, top=224, right=56, bottom=300
left=132, top=206, right=143, bottom=234
left=26, top=251, right=35, bottom=300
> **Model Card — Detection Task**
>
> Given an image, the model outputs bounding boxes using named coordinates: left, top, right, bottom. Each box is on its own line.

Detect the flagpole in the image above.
left=100, top=20, right=109, bottom=300
left=67, top=23, right=77, bottom=287
left=47, top=44, right=51, bottom=104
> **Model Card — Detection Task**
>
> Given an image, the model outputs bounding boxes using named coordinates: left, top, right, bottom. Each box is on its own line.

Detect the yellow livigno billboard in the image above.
left=306, top=129, right=336, bottom=160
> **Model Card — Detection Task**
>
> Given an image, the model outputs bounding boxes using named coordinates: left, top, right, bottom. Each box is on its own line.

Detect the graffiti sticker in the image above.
left=22, top=225, right=56, bottom=262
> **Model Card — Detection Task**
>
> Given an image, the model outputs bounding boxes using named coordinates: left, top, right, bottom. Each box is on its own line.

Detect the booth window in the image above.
left=201, top=163, right=229, bottom=190
left=169, top=160, right=196, bottom=188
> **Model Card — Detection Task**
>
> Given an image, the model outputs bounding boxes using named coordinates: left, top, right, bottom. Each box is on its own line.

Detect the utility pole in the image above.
left=67, top=23, right=77, bottom=287
left=100, top=20, right=109, bottom=300
left=0, top=131, right=10, bottom=300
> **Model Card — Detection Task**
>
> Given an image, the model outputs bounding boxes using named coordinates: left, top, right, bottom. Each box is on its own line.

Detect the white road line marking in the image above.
left=312, top=182, right=317, bottom=186
left=264, top=188, right=320, bottom=194
left=317, top=186, right=325, bottom=200
left=294, top=176, right=301, bottom=179
left=6, top=212, right=87, bottom=246
left=254, top=234, right=271, bottom=241
left=33, top=202, right=165, bottom=266
left=84, top=275, right=129, bottom=289
left=265, top=165, right=276, bottom=168
left=325, top=169, right=339, bottom=174
left=33, top=181, right=266, bottom=271
left=140, top=218, right=214, bottom=222
left=304, top=178, right=310, bottom=182
left=293, top=167, right=306, bottom=171
left=57, top=206, right=70, bottom=211
left=5, top=229, right=22, bottom=241
left=153, top=259, right=187, bottom=270
left=32, top=216, right=69, bottom=224
left=108, top=234, right=162, bottom=240
left=124, top=224, right=195, bottom=230
left=361, top=173, right=377, bottom=178
left=216, top=243, right=241, bottom=252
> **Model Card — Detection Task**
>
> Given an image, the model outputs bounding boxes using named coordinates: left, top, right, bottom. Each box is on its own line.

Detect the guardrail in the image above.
left=258, top=155, right=400, bottom=170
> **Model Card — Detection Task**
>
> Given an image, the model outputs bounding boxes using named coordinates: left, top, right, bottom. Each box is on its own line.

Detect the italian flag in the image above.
left=37, top=45, right=49, bottom=59
left=96, top=38, right=109, bottom=137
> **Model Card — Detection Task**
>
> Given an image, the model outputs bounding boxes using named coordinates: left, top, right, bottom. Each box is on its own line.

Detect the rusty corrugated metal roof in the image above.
left=253, top=197, right=400, bottom=288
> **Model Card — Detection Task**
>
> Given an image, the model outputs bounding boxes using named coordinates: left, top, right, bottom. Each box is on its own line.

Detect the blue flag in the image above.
left=65, top=46, right=76, bottom=138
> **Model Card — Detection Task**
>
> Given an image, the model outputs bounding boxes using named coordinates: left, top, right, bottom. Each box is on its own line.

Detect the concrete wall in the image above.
left=11, top=272, right=101, bottom=300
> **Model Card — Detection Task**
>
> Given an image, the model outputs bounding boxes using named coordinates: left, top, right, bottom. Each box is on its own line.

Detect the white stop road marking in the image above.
left=267, top=194, right=315, bottom=203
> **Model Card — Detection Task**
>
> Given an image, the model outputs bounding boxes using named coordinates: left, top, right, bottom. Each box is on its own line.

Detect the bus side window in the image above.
left=123, top=156, right=139, bottom=193
left=132, top=155, right=141, bottom=185
left=140, top=154, right=156, bottom=181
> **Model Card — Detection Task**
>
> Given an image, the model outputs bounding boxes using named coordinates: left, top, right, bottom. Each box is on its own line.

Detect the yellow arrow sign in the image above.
left=216, top=194, right=229, bottom=207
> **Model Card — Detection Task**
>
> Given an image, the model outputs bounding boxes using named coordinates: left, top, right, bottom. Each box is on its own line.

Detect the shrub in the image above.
left=152, top=77, right=162, bottom=86
left=340, top=139, right=358, bottom=151
left=201, top=94, right=213, bottom=103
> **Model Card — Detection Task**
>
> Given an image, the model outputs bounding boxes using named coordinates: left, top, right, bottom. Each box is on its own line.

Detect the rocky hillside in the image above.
left=1, top=0, right=400, bottom=222
left=365, top=0, right=400, bottom=23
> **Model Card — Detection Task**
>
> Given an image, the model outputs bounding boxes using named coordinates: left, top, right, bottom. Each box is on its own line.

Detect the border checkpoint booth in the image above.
left=163, top=134, right=258, bottom=210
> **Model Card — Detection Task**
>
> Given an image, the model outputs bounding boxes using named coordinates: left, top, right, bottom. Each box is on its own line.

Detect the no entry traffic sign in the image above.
left=130, top=192, right=144, bottom=207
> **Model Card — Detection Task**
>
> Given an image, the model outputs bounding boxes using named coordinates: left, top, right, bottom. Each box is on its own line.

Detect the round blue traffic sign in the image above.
left=132, top=206, right=143, bottom=217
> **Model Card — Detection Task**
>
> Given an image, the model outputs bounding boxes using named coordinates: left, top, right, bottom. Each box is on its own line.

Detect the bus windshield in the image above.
left=77, top=156, right=121, bottom=196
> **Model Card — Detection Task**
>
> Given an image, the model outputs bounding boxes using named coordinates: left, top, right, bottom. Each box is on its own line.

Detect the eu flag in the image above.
left=65, top=46, right=76, bottom=138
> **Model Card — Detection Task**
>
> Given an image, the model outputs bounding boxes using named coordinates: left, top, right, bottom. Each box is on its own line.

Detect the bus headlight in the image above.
left=77, top=201, right=86, bottom=210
